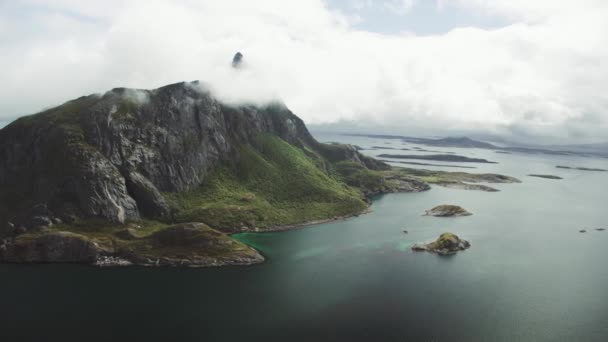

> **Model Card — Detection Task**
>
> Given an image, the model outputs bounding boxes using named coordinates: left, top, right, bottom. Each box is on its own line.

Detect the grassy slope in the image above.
left=165, top=134, right=370, bottom=231
left=332, top=161, right=385, bottom=193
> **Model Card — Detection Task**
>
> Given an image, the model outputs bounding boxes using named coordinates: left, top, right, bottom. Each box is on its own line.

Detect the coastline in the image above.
left=92, top=207, right=375, bottom=268
left=242, top=207, right=374, bottom=234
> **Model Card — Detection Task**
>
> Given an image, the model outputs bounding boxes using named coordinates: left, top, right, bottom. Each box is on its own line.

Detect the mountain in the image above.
left=0, top=81, right=425, bottom=266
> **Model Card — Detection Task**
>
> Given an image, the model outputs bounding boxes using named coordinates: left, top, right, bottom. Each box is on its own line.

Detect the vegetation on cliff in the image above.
left=164, top=134, right=370, bottom=232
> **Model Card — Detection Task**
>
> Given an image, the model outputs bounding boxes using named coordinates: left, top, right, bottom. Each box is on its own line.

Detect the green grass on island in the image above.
left=165, top=134, right=371, bottom=232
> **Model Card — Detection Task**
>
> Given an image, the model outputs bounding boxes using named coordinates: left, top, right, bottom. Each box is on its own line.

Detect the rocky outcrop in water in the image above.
left=528, top=174, right=563, bottom=180
left=412, top=233, right=470, bottom=255
left=424, top=205, right=472, bottom=217
left=556, top=166, right=607, bottom=172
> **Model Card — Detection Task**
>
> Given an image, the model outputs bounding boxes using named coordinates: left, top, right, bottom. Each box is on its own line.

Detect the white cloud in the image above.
left=0, top=0, right=607, bottom=142
left=349, top=0, right=415, bottom=16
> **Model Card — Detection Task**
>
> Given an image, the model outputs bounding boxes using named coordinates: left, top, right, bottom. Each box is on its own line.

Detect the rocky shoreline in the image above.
left=256, top=208, right=373, bottom=233
left=0, top=223, right=265, bottom=268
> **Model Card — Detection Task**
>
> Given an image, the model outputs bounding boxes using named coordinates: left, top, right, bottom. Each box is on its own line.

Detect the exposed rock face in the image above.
left=0, top=81, right=382, bottom=234
left=0, top=232, right=103, bottom=263
left=412, top=233, right=470, bottom=255
left=424, top=205, right=472, bottom=217
left=124, top=170, right=170, bottom=219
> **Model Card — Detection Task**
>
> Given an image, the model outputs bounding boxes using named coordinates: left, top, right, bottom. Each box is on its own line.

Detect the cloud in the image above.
left=382, top=0, right=416, bottom=15
left=0, top=0, right=607, bottom=142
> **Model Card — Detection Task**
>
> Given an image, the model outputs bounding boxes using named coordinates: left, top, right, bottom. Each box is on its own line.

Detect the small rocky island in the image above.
left=556, top=165, right=607, bottom=172
left=424, top=205, right=472, bottom=217
left=412, top=233, right=471, bottom=255
left=378, top=153, right=497, bottom=164
left=528, top=174, right=563, bottom=179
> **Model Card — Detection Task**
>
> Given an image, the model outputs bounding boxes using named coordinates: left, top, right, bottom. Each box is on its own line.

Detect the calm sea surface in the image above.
left=1, top=133, right=607, bottom=341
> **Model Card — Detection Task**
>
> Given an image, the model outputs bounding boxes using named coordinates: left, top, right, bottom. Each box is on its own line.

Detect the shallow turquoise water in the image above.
left=1, top=135, right=607, bottom=341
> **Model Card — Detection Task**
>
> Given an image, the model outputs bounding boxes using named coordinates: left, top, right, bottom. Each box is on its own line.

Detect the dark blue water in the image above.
left=1, top=136, right=607, bottom=341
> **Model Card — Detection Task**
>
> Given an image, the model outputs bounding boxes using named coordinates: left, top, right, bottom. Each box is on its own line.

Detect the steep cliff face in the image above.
left=0, top=81, right=385, bottom=237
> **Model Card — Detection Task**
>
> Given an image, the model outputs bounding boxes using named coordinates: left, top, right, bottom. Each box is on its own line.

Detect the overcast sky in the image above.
left=1, top=0, right=607, bottom=143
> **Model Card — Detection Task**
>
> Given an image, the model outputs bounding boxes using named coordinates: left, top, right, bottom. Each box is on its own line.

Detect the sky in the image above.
left=1, top=0, right=607, bottom=143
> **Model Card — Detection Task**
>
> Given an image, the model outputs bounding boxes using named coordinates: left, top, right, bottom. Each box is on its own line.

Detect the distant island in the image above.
left=379, top=160, right=477, bottom=169
left=378, top=154, right=497, bottom=164
left=556, top=166, right=607, bottom=172
left=424, top=205, right=472, bottom=217
left=346, top=134, right=496, bottom=149
left=528, top=174, right=563, bottom=179
left=386, top=167, right=520, bottom=192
